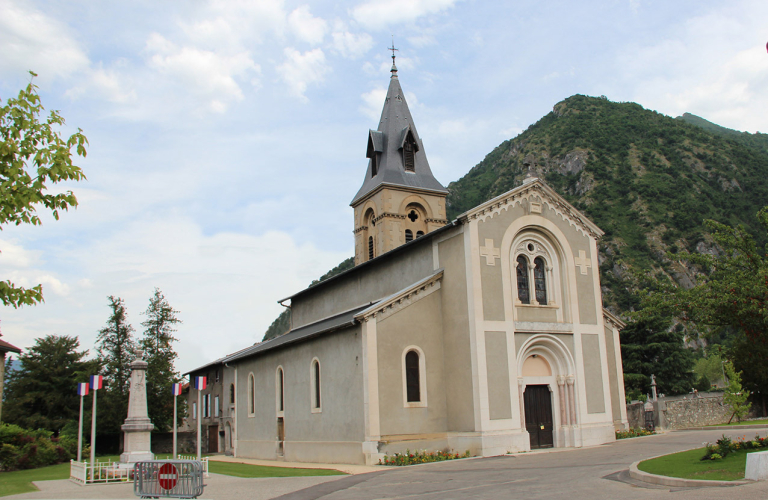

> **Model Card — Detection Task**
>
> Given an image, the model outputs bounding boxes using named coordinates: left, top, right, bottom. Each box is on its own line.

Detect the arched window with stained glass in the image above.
left=516, top=255, right=530, bottom=304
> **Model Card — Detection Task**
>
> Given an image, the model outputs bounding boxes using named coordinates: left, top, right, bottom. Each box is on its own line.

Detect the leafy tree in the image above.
left=95, top=296, right=136, bottom=433
left=723, top=361, right=751, bottom=423
left=693, top=354, right=726, bottom=387
left=620, top=311, right=696, bottom=396
left=695, top=375, right=711, bottom=393
left=642, top=206, right=768, bottom=411
left=2, top=335, right=99, bottom=433
left=139, top=288, right=182, bottom=432
left=1, top=72, right=87, bottom=308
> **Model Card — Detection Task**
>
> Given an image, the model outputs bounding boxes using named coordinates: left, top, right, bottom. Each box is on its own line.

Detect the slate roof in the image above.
left=0, top=339, right=21, bottom=354
left=351, top=66, right=448, bottom=206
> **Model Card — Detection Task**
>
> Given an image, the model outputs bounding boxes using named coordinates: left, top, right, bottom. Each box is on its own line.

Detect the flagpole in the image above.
left=173, top=390, right=178, bottom=459
left=77, top=392, right=84, bottom=462
left=196, top=386, right=202, bottom=461
left=90, top=389, right=97, bottom=466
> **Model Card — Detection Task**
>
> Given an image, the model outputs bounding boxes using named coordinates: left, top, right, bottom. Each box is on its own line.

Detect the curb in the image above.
left=629, top=460, right=750, bottom=488
left=677, top=425, right=768, bottom=431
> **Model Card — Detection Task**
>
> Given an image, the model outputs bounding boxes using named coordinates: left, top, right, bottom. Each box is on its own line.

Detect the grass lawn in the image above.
left=638, top=447, right=759, bottom=481
left=0, top=455, right=345, bottom=497
left=708, top=419, right=768, bottom=427
left=208, top=461, right=346, bottom=478
left=0, top=462, right=70, bottom=497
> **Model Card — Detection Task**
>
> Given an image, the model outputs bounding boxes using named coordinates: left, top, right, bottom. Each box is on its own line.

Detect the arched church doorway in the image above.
left=524, top=385, right=554, bottom=449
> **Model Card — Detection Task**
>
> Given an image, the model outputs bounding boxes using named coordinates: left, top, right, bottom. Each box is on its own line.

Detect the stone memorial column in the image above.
left=120, top=351, right=155, bottom=464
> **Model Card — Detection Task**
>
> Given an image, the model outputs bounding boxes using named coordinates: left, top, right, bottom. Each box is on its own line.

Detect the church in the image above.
left=186, top=55, right=629, bottom=465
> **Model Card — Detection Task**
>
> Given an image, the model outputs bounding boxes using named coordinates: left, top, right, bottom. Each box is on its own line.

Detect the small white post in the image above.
left=196, top=388, right=202, bottom=461
left=173, top=391, right=178, bottom=459
left=77, top=393, right=84, bottom=462
left=90, top=390, right=97, bottom=466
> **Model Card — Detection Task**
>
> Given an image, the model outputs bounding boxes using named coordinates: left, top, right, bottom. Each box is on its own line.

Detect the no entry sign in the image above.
left=158, top=463, right=178, bottom=490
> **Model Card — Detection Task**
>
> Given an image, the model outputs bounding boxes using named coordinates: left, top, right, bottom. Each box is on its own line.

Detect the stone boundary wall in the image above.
left=626, top=402, right=644, bottom=429
left=626, top=394, right=764, bottom=430
left=152, top=431, right=196, bottom=454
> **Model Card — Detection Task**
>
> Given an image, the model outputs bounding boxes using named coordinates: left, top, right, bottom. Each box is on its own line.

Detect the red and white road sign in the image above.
left=158, top=463, right=178, bottom=490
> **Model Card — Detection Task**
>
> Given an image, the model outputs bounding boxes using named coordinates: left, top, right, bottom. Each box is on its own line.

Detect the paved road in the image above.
left=8, top=428, right=768, bottom=499
left=274, top=428, right=768, bottom=500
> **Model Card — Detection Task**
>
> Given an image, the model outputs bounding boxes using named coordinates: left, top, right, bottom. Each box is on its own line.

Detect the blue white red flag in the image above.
left=194, top=376, right=206, bottom=390
left=90, top=375, right=103, bottom=390
left=77, top=382, right=89, bottom=396
left=172, top=383, right=183, bottom=396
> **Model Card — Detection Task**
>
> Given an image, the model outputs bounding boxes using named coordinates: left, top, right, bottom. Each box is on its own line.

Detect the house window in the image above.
left=516, top=255, right=530, bottom=304
left=214, top=395, right=220, bottom=417
left=192, top=402, right=197, bottom=419
left=534, top=257, right=547, bottom=305
left=203, top=394, right=210, bottom=418
left=405, top=229, right=413, bottom=243
left=311, top=358, right=321, bottom=412
left=403, top=132, right=416, bottom=172
left=248, top=374, right=255, bottom=416
left=215, top=369, right=220, bottom=383
left=371, top=154, right=378, bottom=177
left=230, top=384, right=235, bottom=405
left=276, top=367, right=285, bottom=414
left=368, top=236, right=374, bottom=260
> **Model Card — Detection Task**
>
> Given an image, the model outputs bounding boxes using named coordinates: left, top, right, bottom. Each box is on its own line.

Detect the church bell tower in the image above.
left=351, top=50, right=448, bottom=265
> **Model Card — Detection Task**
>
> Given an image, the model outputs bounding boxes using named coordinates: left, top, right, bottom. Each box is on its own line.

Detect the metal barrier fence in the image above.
left=134, top=461, right=205, bottom=499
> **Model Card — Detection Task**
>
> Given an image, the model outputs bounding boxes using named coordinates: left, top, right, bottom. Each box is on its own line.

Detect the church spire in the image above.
left=351, top=49, right=448, bottom=265
left=350, top=50, right=448, bottom=206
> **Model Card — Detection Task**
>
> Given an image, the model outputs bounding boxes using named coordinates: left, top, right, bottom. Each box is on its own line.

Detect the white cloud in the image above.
left=351, top=0, right=459, bottom=30
left=0, top=239, right=38, bottom=268
left=331, top=31, right=374, bottom=59
left=0, top=0, right=89, bottom=80
left=360, top=87, right=387, bottom=120
left=66, top=65, right=137, bottom=103
left=277, top=48, right=329, bottom=101
left=179, top=0, right=287, bottom=49
left=146, top=33, right=260, bottom=113
left=288, top=6, right=328, bottom=45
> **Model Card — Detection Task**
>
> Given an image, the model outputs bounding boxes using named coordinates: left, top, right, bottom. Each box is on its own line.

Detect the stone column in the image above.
left=557, top=376, right=567, bottom=426
left=120, top=351, right=155, bottom=464
left=566, top=376, right=577, bottom=426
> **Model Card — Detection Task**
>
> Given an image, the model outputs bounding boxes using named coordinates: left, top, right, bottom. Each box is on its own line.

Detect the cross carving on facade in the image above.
left=575, top=249, right=591, bottom=275
left=479, top=238, right=500, bottom=266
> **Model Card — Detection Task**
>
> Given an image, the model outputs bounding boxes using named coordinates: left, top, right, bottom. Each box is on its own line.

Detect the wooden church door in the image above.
left=524, top=385, right=554, bottom=449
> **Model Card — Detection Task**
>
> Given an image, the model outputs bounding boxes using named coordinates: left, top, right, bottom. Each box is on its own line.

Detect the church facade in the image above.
left=186, top=58, right=628, bottom=465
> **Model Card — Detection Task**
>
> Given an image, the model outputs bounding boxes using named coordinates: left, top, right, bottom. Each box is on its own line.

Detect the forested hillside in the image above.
left=262, top=95, right=768, bottom=341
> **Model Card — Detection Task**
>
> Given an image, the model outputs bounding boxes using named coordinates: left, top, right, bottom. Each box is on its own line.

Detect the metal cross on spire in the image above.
left=389, top=36, right=398, bottom=77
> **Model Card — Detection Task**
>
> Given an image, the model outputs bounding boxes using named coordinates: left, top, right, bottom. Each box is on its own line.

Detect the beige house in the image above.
left=187, top=59, right=628, bottom=465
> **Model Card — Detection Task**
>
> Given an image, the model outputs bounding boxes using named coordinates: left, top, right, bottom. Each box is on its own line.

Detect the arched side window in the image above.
left=516, top=255, right=530, bottom=304
left=368, top=236, right=374, bottom=260
left=247, top=374, right=255, bottom=417
left=401, top=346, right=427, bottom=407
left=310, top=358, right=321, bottom=412
left=416, top=231, right=424, bottom=238
left=534, top=257, right=547, bottom=305
left=405, top=229, right=413, bottom=243
left=230, top=383, right=235, bottom=405
left=276, top=367, right=285, bottom=415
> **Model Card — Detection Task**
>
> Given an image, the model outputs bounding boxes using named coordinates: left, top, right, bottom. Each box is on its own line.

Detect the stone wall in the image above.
left=626, top=402, right=644, bottom=430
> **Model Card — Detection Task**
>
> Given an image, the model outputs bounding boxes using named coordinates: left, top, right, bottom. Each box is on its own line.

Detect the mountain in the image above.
left=676, top=112, right=768, bottom=156
left=261, top=95, right=768, bottom=339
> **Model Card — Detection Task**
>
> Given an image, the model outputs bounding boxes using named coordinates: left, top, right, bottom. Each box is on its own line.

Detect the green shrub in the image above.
left=616, top=428, right=655, bottom=439
left=0, top=443, right=20, bottom=471
left=695, top=374, right=711, bottom=392
left=0, top=424, right=26, bottom=446
left=0, top=424, right=74, bottom=470
left=379, top=449, right=471, bottom=466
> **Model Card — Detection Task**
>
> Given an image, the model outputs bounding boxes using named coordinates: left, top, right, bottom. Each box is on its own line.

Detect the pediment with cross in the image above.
left=575, top=250, right=591, bottom=275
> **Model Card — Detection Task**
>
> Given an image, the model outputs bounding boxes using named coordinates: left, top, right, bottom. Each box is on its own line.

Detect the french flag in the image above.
left=172, top=383, right=183, bottom=396
left=194, top=376, right=206, bottom=390
left=90, top=375, right=103, bottom=390
left=77, top=383, right=89, bottom=396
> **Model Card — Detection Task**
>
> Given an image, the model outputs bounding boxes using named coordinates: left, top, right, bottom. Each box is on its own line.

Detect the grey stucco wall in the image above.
left=376, top=290, right=448, bottom=436
left=485, top=331, right=512, bottom=420
left=235, top=326, right=364, bottom=461
left=436, top=230, right=475, bottom=432
left=291, top=242, right=435, bottom=329
left=603, top=325, right=622, bottom=423
left=581, top=334, right=605, bottom=414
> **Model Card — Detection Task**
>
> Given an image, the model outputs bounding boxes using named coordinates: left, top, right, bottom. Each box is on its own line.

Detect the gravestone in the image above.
left=120, top=351, right=155, bottom=463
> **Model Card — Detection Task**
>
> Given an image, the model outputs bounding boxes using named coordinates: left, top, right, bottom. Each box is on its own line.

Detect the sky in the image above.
left=1, top=0, right=767, bottom=374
